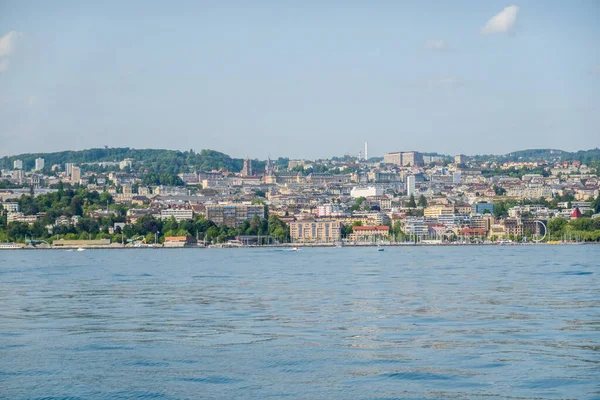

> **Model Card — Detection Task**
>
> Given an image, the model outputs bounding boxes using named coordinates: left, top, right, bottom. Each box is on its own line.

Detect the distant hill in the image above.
left=2, top=147, right=599, bottom=172
left=470, top=148, right=600, bottom=163
left=0, top=148, right=257, bottom=173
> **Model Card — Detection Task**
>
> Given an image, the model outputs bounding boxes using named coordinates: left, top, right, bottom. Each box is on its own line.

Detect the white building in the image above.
left=65, top=163, right=74, bottom=176
left=34, top=158, right=45, bottom=171
left=13, top=160, right=23, bottom=170
left=406, top=176, right=416, bottom=197
left=160, top=208, right=193, bottom=221
left=120, top=158, right=133, bottom=170
left=1, top=202, right=20, bottom=212
left=452, top=172, right=461, bottom=184
left=316, top=204, right=343, bottom=217
left=350, top=186, right=383, bottom=198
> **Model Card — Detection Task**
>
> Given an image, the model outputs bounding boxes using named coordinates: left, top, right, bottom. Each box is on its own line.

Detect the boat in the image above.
left=76, top=248, right=86, bottom=252
left=377, top=245, right=384, bottom=252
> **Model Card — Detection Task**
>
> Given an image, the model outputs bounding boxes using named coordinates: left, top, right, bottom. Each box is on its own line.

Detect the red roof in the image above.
left=353, top=226, right=390, bottom=231
left=460, top=228, right=487, bottom=235
left=571, top=207, right=582, bottom=218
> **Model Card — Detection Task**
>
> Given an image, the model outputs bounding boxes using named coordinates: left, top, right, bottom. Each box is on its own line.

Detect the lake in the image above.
left=0, top=246, right=598, bottom=399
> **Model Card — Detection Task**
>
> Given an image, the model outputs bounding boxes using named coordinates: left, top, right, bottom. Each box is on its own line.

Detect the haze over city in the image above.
left=0, top=1, right=599, bottom=159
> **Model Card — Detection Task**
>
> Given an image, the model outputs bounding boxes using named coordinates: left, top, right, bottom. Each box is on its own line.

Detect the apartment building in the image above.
left=383, top=152, right=402, bottom=165
left=401, top=151, right=424, bottom=167
left=349, top=225, right=390, bottom=242
left=424, top=205, right=455, bottom=218
left=160, top=208, right=194, bottom=221
left=1, top=202, right=20, bottom=212
left=205, top=203, right=264, bottom=228
left=34, top=158, right=45, bottom=171
left=289, top=220, right=341, bottom=242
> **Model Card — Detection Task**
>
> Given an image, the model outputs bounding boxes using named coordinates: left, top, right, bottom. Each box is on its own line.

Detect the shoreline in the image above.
left=1, top=242, right=595, bottom=250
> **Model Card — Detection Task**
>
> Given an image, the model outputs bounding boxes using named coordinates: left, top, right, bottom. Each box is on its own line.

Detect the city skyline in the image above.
left=2, top=144, right=600, bottom=163
left=1, top=1, right=599, bottom=158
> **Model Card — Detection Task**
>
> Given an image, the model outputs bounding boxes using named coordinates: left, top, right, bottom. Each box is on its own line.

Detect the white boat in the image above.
left=76, top=248, right=86, bottom=252
left=377, top=245, right=384, bottom=252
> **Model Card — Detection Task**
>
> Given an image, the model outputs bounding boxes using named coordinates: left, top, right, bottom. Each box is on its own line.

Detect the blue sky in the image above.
left=0, top=1, right=598, bottom=159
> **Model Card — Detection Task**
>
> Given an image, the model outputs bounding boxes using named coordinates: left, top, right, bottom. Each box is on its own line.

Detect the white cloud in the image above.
left=0, top=59, right=8, bottom=72
left=424, top=40, right=446, bottom=50
left=481, top=6, right=519, bottom=35
left=0, top=31, right=20, bottom=57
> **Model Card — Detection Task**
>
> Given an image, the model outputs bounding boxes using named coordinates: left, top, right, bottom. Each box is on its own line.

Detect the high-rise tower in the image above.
left=241, top=157, right=253, bottom=176
left=364, top=142, right=368, bottom=161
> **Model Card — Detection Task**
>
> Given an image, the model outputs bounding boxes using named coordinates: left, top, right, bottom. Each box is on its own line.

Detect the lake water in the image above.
left=0, top=246, right=598, bottom=399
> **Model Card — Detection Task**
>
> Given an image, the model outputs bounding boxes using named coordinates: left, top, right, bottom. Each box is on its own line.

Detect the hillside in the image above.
left=0, top=148, right=257, bottom=174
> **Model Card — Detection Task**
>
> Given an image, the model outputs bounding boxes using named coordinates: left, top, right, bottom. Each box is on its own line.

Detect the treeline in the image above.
left=0, top=189, right=290, bottom=244
left=471, top=148, right=600, bottom=164
left=546, top=217, right=600, bottom=241
left=482, top=166, right=551, bottom=179
left=0, top=148, right=269, bottom=174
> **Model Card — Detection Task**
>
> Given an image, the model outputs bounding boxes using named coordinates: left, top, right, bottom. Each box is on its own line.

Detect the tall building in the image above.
left=364, top=142, right=368, bottom=161
left=71, top=166, right=81, bottom=184
left=13, top=159, right=23, bottom=170
left=383, top=152, right=402, bottom=165
left=65, top=163, right=74, bottom=176
left=455, top=154, right=467, bottom=165
left=401, top=152, right=423, bottom=167
left=34, top=158, right=45, bottom=171
left=406, top=175, right=416, bottom=197
left=452, top=172, right=461, bottom=184
left=241, top=158, right=253, bottom=176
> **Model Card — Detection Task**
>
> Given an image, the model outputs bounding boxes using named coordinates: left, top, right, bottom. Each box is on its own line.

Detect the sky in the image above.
left=0, top=1, right=599, bottom=159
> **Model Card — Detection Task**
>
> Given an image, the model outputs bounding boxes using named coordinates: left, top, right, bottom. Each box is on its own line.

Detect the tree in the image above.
left=407, top=194, right=416, bottom=208
left=417, top=194, right=428, bottom=207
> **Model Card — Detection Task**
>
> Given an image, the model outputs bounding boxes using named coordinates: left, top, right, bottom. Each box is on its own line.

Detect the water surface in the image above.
left=1, top=246, right=598, bottom=399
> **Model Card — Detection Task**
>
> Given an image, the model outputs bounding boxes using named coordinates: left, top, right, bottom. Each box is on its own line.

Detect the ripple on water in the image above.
left=0, top=247, right=598, bottom=400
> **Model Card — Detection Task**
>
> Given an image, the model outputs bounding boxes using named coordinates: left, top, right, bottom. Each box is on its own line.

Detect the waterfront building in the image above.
left=349, top=225, right=390, bottom=242
left=289, top=220, right=341, bottom=243
left=403, top=217, right=427, bottom=237
left=160, top=208, right=193, bottom=222
left=163, top=236, right=197, bottom=248
left=205, top=203, right=264, bottom=228
left=502, top=218, right=542, bottom=237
